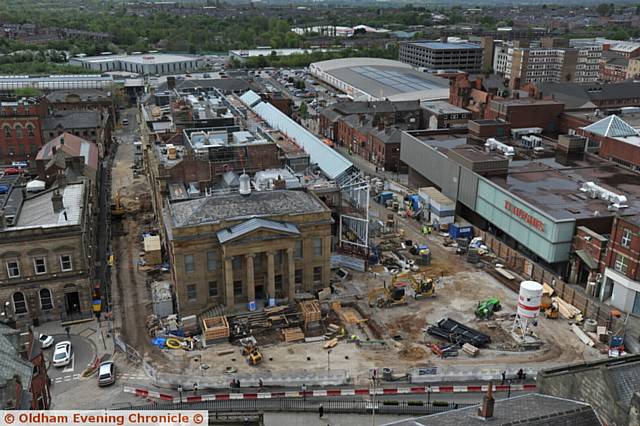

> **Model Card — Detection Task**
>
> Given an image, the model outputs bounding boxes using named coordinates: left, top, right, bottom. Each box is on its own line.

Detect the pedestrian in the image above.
left=258, top=378, right=263, bottom=390
left=501, top=371, right=506, bottom=385
left=517, top=369, right=524, bottom=381
left=65, top=326, right=71, bottom=339
left=319, top=404, right=324, bottom=418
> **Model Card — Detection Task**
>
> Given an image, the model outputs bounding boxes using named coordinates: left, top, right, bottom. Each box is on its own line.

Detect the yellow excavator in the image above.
left=111, top=190, right=125, bottom=218
left=392, top=273, right=435, bottom=299
left=368, top=285, right=407, bottom=308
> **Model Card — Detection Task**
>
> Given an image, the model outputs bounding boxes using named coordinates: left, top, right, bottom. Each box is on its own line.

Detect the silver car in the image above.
left=98, top=361, right=116, bottom=387
left=52, top=341, right=72, bottom=367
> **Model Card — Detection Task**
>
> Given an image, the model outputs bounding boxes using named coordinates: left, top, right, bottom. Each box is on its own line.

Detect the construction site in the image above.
left=117, top=171, right=611, bottom=386
left=106, top=89, right=630, bottom=393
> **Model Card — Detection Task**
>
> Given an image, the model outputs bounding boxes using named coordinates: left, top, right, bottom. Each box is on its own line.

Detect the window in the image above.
left=4, top=126, right=11, bottom=137
left=186, top=284, right=197, bottom=302
left=313, top=266, right=322, bottom=284
left=294, top=240, right=302, bottom=259
left=622, top=228, right=632, bottom=248
left=14, top=125, right=22, bottom=138
left=13, top=292, right=27, bottom=314
left=233, top=280, right=243, bottom=296
left=208, top=281, right=218, bottom=298
left=207, top=251, right=217, bottom=272
left=59, top=254, right=72, bottom=272
left=184, top=254, right=195, bottom=273
left=313, top=238, right=322, bottom=257
left=39, top=288, right=53, bottom=310
left=6, top=260, right=20, bottom=278
left=615, top=254, right=630, bottom=274
left=26, top=125, right=34, bottom=137
left=33, top=257, right=47, bottom=275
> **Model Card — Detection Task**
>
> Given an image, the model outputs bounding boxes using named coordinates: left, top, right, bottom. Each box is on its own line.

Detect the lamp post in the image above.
left=177, top=385, right=183, bottom=404
left=327, top=349, right=332, bottom=371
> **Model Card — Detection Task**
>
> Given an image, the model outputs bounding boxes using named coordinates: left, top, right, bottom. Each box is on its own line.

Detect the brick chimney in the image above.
left=478, top=382, right=495, bottom=419
left=52, top=190, right=64, bottom=213
left=56, top=171, right=66, bottom=189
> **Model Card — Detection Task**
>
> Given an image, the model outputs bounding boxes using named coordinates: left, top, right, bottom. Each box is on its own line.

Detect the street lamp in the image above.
left=177, top=385, right=183, bottom=404
left=327, top=349, right=332, bottom=371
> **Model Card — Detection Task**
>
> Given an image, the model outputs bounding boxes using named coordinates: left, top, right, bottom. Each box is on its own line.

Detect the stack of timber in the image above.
left=282, top=327, right=305, bottom=342
left=462, top=343, right=479, bottom=357
left=203, top=316, right=230, bottom=345
left=299, top=300, right=322, bottom=330
left=553, top=297, right=582, bottom=320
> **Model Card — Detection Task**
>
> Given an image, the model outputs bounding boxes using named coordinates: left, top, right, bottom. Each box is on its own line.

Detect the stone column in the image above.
left=246, top=254, right=256, bottom=311
left=224, top=257, right=234, bottom=308
left=287, top=247, right=296, bottom=300
left=266, top=251, right=276, bottom=307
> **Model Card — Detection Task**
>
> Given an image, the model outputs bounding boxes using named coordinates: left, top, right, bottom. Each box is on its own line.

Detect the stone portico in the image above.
left=164, top=190, right=333, bottom=316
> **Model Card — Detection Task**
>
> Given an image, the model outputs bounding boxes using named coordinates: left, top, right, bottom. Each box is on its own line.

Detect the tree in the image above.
left=299, top=101, right=309, bottom=119
left=596, top=3, right=612, bottom=16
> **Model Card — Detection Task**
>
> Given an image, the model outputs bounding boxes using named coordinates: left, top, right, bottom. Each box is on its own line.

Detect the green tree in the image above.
left=298, top=101, right=309, bottom=119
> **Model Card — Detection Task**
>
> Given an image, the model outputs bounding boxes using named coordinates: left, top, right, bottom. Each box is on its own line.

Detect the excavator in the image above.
left=368, top=285, right=407, bottom=308
left=391, top=273, right=435, bottom=300
left=111, top=190, right=125, bottom=218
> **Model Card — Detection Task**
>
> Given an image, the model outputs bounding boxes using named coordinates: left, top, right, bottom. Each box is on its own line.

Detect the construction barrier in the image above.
left=124, top=383, right=537, bottom=404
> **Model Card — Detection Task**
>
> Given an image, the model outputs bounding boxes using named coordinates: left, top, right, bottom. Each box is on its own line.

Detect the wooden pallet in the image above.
left=282, top=327, right=305, bottom=343
left=299, top=300, right=322, bottom=330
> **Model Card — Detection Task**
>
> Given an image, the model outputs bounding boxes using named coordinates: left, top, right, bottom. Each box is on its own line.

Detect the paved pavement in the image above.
left=263, top=413, right=406, bottom=426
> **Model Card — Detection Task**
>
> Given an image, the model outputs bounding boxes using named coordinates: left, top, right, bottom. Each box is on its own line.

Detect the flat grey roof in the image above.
left=490, top=157, right=640, bottom=221
left=13, top=183, right=84, bottom=229
left=76, top=53, right=199, bottom=65
left=385, top=394, right=601, bottom=426
left=168, top=190, right=328, bottom=227
left=409, top=41, right=482, bottom=50
left=421, top=100, right=470, bottom=115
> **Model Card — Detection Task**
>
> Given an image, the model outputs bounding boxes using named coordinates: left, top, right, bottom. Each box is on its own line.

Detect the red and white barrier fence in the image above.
left=125, top=384, right=537, bottom=404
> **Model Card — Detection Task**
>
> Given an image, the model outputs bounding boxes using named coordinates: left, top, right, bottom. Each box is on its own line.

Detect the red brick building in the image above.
left=449, top=74, right=508, bottom=119
left=601, top=216, right=640, bottom=314
left=0, top=98, right=47, bottom=164
left=484, top=98, right=565, bottom=133
left=577, top=115, right=640, bottom=169
left=599, top=57, right=629, bottom=83
left=569, top=226, right=608, bottom=288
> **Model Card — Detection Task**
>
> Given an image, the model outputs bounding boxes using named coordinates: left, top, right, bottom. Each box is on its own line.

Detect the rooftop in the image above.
left=311, top=58, right=450, bottom=102
left=409, top=41, right=482, bottom=50
left=74, top=53, right=199, bottom=65
left=168, top=190, right=329, bottom=228
left=45, top=89, right=111, bottom=103
left=385, top=394, right=601, bottom=426
left=13, top=183, right=85, bottom=229
left=421, top=100, right=470, bottom=115
left=43, top=110, right=101, bottom=130
left=36, top=133, right=99, bottom=173
left=490, top=156, right=640, bottom=221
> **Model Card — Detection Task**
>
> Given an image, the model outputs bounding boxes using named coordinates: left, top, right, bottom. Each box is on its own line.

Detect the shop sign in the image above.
left=504, top=200, right=545, bottom=232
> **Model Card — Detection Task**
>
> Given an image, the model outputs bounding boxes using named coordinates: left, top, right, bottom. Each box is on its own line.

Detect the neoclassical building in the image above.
left=0, top=178, right=94, bottom=326
left=163, top=189, right=333, bottom=315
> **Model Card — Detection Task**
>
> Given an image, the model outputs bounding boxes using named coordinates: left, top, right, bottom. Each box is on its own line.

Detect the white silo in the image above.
left=239, top=173, right=251, bottom=196
left=517, top=281, right=543, bottom=319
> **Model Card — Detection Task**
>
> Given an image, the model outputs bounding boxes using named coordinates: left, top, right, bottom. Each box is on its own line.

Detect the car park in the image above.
left=97, top=361, right=116, bottom=387
left=52, top=341, right=72, bottom=367
left=38, top=334, right=54, bottom=349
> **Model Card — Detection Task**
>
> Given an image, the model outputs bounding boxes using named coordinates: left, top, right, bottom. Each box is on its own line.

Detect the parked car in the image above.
left=38, top=334, right=54, bottom=349
left=98, top=361, right=116, bottom=387
left=52, top=341, right=72, bottom=367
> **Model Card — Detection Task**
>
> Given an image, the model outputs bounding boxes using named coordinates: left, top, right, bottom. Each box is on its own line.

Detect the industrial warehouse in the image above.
left=309, top=58, right=451, bottom=101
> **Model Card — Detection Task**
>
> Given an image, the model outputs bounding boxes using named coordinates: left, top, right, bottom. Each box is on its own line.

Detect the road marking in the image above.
left=63, top=355, right=75, bottom=373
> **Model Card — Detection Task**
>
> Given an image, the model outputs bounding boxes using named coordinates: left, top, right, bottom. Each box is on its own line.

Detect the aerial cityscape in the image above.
left=2, top=1, right=640, bottom=425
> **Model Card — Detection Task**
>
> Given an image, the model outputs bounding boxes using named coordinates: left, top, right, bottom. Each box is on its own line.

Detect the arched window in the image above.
left=14, top=125, right=22, bottom=138
left=3, top=125, right=11, bottom=138
left=12, top=292, right=27, bottom=314
left=39, top=288, right=53, bottom=310
left=26, top=124, right=34, bottom=137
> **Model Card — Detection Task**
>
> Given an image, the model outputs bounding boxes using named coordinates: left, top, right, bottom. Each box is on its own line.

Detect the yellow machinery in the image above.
left=241, top=338, right=263, bottom=366
left=111, top=191, right=125, bottom=218
left=545, top=301, right=559, bottom=319
left=368, top=285, right=406, bottom=308
left=392, top=273, right=435, bottom=299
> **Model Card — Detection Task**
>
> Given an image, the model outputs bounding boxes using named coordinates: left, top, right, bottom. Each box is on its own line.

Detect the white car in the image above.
left=52, top=341, right=72, bottom=367
left=38, top=334, right=54, bottom=349
left=98, top=361, right=116, bottom=387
